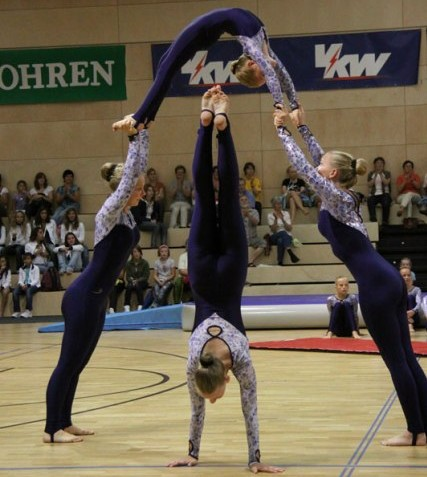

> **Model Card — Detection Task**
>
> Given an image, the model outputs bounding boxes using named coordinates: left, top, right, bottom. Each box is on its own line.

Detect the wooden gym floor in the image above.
left=1, top=323, right=427, bottom=476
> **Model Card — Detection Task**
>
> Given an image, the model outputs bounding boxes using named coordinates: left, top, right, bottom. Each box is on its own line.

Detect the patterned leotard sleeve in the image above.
left=276, top=126, right=367, bottom=236
left=94, top=130, right=149, bottom=246
left=237, top=27, right=298, bottom=110
left=186, top=316, right=260, bottom=466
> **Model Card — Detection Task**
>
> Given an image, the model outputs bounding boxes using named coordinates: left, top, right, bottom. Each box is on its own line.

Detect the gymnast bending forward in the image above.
left=43, top=129, right=148, bottom=443
left=113, top=7, right=298, bottom=132
left=168, top=87, right=283, bottom=473
left=274, top=106, right=427, bottom=447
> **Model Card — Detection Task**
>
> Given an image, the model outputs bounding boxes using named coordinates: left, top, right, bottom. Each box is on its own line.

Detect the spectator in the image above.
left=0, top=256, right=11, bottom=318
left=173, top=240, right=192, bottom=304
left=12, top=252, right=41, bottom=318
left=326, top=276, right=360, bottom=338
left=145, top=244, right=175, bottom=308
left=281, top=165, right=310, bottom=222
left=267, top=196, right=299, bottom=266
left=0, top=174, right=10, bottom=218
left=146, top=167, right=166, bottom=222
left=54, top=232, right=84, bottom=275
left=367, top=156, right=392, bottom=225
left=400, top=267, right=423, bottom=333
left=27, top=172, right=54, bottom=218
left=25, top=227, right=54, bottom=275
left=418, top=171, right=427, bottom=215
left=240, top=195, right=267, bottom=267
left=0, top=217, right=6, bottom=256
left=60, top=207, right=89, bottom=270
left=11, top=180, right=30, bottom=216
left=238, top=177, right=256, bottom=209
left=399, top=256, right=416, bottom=282
left=123, top=246, right=150, bottom=312
left=169, top=165, right=192, bottom=228
left=108, top=269, right=125, bottom=314
left=243, top=161, right=262, bottom=220
left=132, top=184, right=167, bottom=248
left=52, top=169, right=81, bottom=225
left=3, top=210, right=31, bottom=272
left=32, top=207, right=59, bottom=258
left=395, top=160, right=421, bottom=219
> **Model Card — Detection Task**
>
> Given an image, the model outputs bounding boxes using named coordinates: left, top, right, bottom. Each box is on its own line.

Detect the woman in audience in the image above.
left=400, top=267, right=423, bottom=333
left=27, top=172, right=54, bottom=218
left=123, top=245, right=150, bottom=312
left=3, top=210, right=31, bottom=272
left=25, top=227, right=54, bottom=274
left=54, top=232, right=84, bottom=275
left=32, top=207, right=58, bottom=258
left=60, top=207, right=89, bottom=269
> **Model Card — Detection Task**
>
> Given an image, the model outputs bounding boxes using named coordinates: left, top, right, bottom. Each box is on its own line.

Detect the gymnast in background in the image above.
left=168, top=87, right=282, bottom=473
left=326, top=276, right=360, bottom=339
left=113, top=7, right=298, bottom=132
left=44, top=128, right=148, bottom=443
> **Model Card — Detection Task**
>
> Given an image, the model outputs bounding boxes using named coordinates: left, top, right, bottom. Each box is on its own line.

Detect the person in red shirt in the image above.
left=396, top=160, right=421, bottom=219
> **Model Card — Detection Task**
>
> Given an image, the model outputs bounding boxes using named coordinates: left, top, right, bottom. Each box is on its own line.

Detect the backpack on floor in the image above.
left=41, top=267, right=63, bottom=292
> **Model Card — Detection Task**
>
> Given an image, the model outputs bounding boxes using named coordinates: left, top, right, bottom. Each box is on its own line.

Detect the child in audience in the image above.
left=0, top=256, right=11, bottom=318
left=400, top=267, right=423, bottom=333
left=60, top=207, right=89, bottom=269
left=326, top=276, right=360, bottom=338
left=146, top=244, right=175, bottom=308
left=399, top=257, right=416, bottom=282
left=12, top=252, right=41, bottom=318
left=11, top=180, right=30, bottom=216
left=25, top=227, right=54, bottom=274
left=123, top=246, right=150, bottom=312
left=54, top=232, right=84, bottom=275
left=3, top=210, right=31, bottom=272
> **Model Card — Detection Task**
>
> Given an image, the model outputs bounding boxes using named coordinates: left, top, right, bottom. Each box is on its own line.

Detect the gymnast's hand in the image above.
left=167, top=455, right=198, bottom=468
left=249, top=462, right=284, bottom=474
left=289, top=105, right=306, bottom=128
left=273, top=108, right=288, bottom=128
left=112, top=114, right=147, bottom=134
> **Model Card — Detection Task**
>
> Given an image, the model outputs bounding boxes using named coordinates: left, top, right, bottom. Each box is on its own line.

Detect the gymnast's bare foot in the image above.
left=213, top=91, right=229, bottom=131
left=352, top=331, right=361, bottom=339
left=64, top=424, right=95, bottom=436
left=324, top=332, right=333, bottom=339
left=200, top=88, right=216, bottom=126
left=112, top=115, right=147, bottom=134
left=43, top=429, right=84, bottom=443
left=381, top=431, right=426, bottom=446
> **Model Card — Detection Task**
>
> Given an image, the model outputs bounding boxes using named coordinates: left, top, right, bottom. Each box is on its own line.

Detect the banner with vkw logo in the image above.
left=151, top=29, right=421, bottom=96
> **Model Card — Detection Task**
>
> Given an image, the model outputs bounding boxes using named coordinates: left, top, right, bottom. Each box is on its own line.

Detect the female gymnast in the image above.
left=43, top=128, right=149, bottom=443
left=168, top=87, right=283, bottom=473
left=113, top=7, right=298, bottom=131
left=273, top=106, right=427, bottom=447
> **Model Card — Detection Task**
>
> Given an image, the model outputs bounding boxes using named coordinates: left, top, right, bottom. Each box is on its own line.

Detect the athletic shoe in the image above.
left=12, top=312, right=20, bottom=318
left=20, top=310, right=32, bottom=318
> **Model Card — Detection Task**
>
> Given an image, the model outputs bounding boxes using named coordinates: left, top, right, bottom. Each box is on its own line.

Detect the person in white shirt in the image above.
left=0, top=256, right=11, bottom=317
left=12, top=252, right=41, bottom=318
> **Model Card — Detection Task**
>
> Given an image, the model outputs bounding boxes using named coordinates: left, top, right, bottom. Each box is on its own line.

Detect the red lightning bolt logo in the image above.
left=326, top=46, right=342, bottom=75
left=191, top=53, right=207, bottom=81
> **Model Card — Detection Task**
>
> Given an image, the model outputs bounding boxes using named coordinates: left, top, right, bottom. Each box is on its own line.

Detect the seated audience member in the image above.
left=52, top=169, right=81, bottom=225
left=0, top=217, right=6, bottom=256
left=418, top=171, right=427, bottom=215
left=243, top=161, right=263, bottom=220
left=267, top=196, right=299, bottom=266
left=240, top=195, right=267, bottom=267
left=0, top=256, right=11, bottom=318
left=132, top=184, right=167, bottom=248
left=3, top=210, right=31, bottom=272
left=145, top=244, right=175, bottom=308
left=32, top=207, right=59, bottom=258
left=123, top=246, right=150, bottom=312
left=399, top=256, right=416, bottom=282
left=238, top=177, right=256, bottom=209
left=108, top=269, right=125, bottom=314
left=0, top=174, right=10, bottom=218
left=12, top=252, right=41, bottom=318
left=146, top=167, right=166, bottom=222
left=60, top=207, right=89, bottom=269
left=25, top=227, right=54, bottom=275
left=326, top=276, right=360, bottom=339
left=281, top=165, right=310, bottom=222
left=400, top=267, right=423, bottom=333
left=54, top=232, right=84, bottom=275
left=169, top=165, right=192, bottom=228
left=367, top=156, right=392, bottom=225
left=11, top=180, right=30, bottom=216
left=395, top=160, right=421, bottom=219
left=173, top=240, right=192, bottom=304
left=27, top=172, right=54, bottom=218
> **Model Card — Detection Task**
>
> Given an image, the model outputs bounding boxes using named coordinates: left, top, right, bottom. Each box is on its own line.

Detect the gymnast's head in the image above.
left=195, top=353, right=231, bottom=404
left=317, top=151, right=368, bottom=189
left=101, top=162, right=145, bottom=209
left=230, top=54, right=267, bottom=88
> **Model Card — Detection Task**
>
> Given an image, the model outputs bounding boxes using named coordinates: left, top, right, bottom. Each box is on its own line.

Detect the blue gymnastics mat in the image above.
left=38, top=304, right=184, bottom=333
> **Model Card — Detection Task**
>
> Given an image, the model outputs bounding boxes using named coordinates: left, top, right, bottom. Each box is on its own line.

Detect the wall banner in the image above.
left=151, top=29, right=421, bottom=97
left=0, top=45, right=126, bottom=105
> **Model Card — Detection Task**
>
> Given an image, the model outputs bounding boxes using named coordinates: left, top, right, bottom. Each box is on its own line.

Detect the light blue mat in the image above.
left=38, top=305, right=184, bottom=333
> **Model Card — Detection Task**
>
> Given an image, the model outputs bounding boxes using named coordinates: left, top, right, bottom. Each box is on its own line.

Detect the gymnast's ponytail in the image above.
left=195, top=353, right=226, bottom=395
left=101, top=162, right=124, bottom=192
left=328, top=151, right=368, bottom=189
